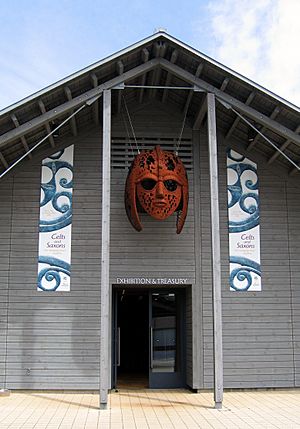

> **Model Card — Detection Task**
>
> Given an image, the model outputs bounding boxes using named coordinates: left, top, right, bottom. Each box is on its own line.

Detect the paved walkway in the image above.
left=0, top=389, right=300, bottom=428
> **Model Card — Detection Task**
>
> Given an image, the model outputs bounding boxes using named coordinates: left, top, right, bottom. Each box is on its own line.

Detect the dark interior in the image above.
left=117, top=291, right=149, bottom=386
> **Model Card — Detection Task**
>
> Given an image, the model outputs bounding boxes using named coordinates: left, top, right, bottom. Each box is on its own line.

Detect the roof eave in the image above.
left=0, top=31, right=166, bottom=116
left=1, top=31, right=299, bottom=118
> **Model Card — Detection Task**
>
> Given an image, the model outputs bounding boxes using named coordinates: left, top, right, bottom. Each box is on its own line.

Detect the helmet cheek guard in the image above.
left=176, top=181, right=188, bottom=234
left=125, top=146, right=189, bottom=234
left=125, top=165, right=142, bottom=232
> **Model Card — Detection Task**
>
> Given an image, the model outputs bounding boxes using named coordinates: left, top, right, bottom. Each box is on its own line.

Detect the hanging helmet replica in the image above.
left=125, top=146, right=189, bottom=234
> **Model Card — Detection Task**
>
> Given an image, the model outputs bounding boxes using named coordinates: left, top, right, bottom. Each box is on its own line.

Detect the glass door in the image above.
left=149, top=291, right=185, bottom=388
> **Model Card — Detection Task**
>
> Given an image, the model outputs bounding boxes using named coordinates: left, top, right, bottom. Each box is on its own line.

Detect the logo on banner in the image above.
left=37, top=146, right=74, bottom=291
left=227, top=149, right=261, bottom=291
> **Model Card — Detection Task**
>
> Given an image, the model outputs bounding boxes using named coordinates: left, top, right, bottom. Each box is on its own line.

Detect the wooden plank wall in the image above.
left=185, top=287, right=193, bottom=387
left=1, top=100, right=299, bottom=390
left=0, top=128, right=102, bottom=389
left=110, top=169, right=195, bottom=281
left=109, top=104, right=196, bottom=387
left=0, top=176, right=13, bottom=387
left=110, top=103, right=195, bottom=283
left=201, top=130, right=299, bottom=388
left=287, top=183, right=300, bottom=386
left=0, top=103, right=197, bottom=389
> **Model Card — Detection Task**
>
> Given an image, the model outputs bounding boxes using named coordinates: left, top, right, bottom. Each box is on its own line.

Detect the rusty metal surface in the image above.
left=125, top=145, right=188, bottom=233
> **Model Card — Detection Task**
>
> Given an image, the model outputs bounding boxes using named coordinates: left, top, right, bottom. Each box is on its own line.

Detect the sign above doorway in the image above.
left=116, top=277, right=188, bottom=285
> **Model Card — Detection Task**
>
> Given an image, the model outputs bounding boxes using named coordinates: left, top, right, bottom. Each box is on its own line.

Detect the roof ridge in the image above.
left=0, top=31, right=299, bottom=116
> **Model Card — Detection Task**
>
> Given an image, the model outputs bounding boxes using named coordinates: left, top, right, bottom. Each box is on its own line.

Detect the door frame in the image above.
left=112, top=287, right=186, bottom=389
left=149, top=289, right=186, bottom=388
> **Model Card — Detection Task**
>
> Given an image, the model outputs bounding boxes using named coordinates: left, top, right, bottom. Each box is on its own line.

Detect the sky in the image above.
left=0, top=0, right=299, bottom=111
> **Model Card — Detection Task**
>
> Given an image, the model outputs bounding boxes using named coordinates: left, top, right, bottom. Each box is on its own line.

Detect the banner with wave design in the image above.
left=37, top=146, right=74, bottom=291
left=227, top=149, right=261, bottom=291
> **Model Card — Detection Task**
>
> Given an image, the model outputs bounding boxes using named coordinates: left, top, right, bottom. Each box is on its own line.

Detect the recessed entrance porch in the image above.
left=112, top=288, right=186, bottom=389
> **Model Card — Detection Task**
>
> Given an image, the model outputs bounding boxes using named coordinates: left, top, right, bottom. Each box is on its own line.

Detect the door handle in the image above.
left=150, top=326, right=153, bottom=369
left=117, top=327, right=121, bottom=367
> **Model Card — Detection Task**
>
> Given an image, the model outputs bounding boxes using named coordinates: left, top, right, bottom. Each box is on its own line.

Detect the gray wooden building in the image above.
left=0, top=31, right=300, bottom=408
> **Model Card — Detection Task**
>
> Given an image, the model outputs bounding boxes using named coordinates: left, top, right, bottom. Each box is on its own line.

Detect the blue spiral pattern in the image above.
left=227, top=150, right=245, bottom=162
left=37, top=256, right=70, bottom=291
left=48, top=150, right=65, bottom=160
left=227, top=149, right=259, bottom=233
left=40, top=160, right=73, bottom=233
left=229, top=256, right=261, bottom=291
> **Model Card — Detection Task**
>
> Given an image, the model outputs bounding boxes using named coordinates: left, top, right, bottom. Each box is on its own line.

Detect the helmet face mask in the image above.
left=125, top=146, right=188, bottom=233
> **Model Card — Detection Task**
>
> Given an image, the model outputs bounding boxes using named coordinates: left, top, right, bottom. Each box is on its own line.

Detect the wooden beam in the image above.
left=182, top=63, right=203, bottom=115
left=247, top=106, right=280, bottom=151
left=0, top=152, right=8, bottom=168
left=207, top=93, right=223, bottom=409
left=117, top=60, right=124, bottom=75
left=91, top=73, right=99, bottom=125
left=193, top=77, right=229, bottom=130
left=139, top=48, right=150, bottom=104
left=117, top=61, right=124, bottom=114
left=100, top=89, right=111, bottom=408
left=161, top=49, right=178, bottom=103
left=159, top=59, right=300, bottom=147
left=150, top=42, right=166, bottom=99
left=142, top=47, right=150, bottom=63
left=220, top=77, right=230, bottom=91
left=289, top=128, right=300, bottom=175
left=0, top=58, right=160, bottom=149
left=160, top=41, right=167, bottom=58
left=38, top=100, right=56, bottom=148
left=11, top=114, right=32, bottom=159
left=268, top=124, right=300, bottom=165
left=193, top=94, right=207, bottom=130
left=64, top=87, right=78, bottom=136
left=192, top=130, right=204, bottom=389
left=225, top=92, right=255, bottom=140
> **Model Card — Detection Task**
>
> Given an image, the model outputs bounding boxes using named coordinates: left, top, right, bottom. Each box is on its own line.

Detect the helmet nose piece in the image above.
left=156, top=181, right=165, bottom=199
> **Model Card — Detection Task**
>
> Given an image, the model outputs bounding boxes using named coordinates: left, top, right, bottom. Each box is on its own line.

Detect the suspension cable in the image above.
left=121, top=110, right=135, bottom=157
left=218, top=98, right=300, bottom=172
left=0, top=103, right=87, bottom=180
left=175, top=103, right=189, bottom=156
left=122, top=95, right=140, bottom=154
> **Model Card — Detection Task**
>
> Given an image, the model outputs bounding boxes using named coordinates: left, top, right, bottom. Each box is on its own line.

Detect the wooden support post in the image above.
left=117, top=61, right=124, bottom=114
left=64, top=87, right=78, bottom=136
left=193, top=94, right=207, bottom=130
left=247, top=106, right=280, bottom=152
left=91, top=73, right=100, bottom=125
left=192, top=130, right=203, bottom=389
left=38, top=101, right=56, bottom=148
left=207, top=93, right=223, bottom=409
left=268, top=124, right=300, bottom=165
left=99, top=89, right=111, bottom=409
left=0, top=152, right=9, bottom=169
left=182, top=63, right=203, bottom=114
left=225, top=92, right=255, bottom=140
left=11, top=114, right=32, bottom=159
left=139, top=48, right=150, bottom=104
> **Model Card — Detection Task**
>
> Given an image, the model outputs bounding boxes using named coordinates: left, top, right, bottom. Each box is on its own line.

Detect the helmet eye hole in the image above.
left=141, top=179, right=157, bottom=190
left=164, top=180, right=178, bottom=191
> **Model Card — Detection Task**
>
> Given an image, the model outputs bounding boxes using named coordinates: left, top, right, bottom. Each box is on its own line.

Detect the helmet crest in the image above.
left=125, top=146, right=189, bottom=233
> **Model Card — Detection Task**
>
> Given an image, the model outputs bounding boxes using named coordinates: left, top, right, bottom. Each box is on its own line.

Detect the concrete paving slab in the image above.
left=0, top=389, right=300, bottom=428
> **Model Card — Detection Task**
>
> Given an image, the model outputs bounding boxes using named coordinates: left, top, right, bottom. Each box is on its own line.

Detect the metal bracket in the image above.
left=112, top=83, right=125, bottom=90
left=216, top=98, right=231, bottom=110
left=86, top=94, right=103, bottom=106
left=193, top=85, right=204, bottom=92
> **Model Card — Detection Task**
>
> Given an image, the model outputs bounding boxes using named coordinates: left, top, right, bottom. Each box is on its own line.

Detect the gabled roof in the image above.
left=0, top=31, right=299, bottom=177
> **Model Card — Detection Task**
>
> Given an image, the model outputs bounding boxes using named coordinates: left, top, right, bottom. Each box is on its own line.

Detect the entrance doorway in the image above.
left=112, top=288, right=186, bottom=389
